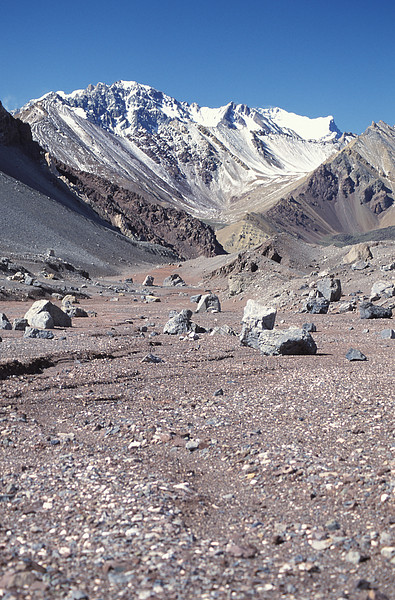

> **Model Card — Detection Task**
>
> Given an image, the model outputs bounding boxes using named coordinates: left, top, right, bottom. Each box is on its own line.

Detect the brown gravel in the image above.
left=0, top=275, right=394, bottom=600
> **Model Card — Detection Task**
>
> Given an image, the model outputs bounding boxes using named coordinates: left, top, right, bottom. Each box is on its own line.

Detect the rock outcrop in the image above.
left=54, top=161, right=225, bottom=260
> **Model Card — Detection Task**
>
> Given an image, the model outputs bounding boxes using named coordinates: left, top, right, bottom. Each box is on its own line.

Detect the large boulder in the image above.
left=24, top=300, right=72, bottom=328
left=241, top=327, right=317, bottom=356
left=163, top=309, right=193, bottom=335
left=317, top=277, right=342, bottom=302
left=343, top=243, right=372, bottom=264
left=241, top=300, right=276, bottom=330
left=29, top=311, right=54, bottom=329
left=359, top=302, right=392, bottom=319
left=195, top=294, right=221, bottom=313
left=163, top=274, right=186, bottom=287
left=240, top=300, right=277, bottom=349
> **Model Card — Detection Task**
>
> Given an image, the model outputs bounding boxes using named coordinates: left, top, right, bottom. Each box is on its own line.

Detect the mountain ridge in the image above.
left=17, top=81, right=352, bottom=221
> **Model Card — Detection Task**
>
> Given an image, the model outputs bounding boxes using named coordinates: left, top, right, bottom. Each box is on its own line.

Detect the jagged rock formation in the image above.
left=16, top=80, right=351, bottom=221
left=53, top=160, right=225, bottom=259
left=0, top=101, right=41, bottom=159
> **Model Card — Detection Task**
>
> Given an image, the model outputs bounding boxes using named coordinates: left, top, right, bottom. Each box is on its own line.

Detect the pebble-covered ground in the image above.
left=0, top=280, right=394, bottom=600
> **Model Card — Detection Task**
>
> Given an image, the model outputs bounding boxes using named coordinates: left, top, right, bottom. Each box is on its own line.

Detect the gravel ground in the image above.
left=0, top=277, right=394, bottom=600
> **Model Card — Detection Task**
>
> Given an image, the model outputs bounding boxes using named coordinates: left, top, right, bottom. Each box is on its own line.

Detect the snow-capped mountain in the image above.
left=17, top=81, right=352, bottom=220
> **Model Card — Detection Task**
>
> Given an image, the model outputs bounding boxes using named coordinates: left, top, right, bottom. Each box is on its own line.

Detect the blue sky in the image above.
left=1, top=0, right=394, bottom=134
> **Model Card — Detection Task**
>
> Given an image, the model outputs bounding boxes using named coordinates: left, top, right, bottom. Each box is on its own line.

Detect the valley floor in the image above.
left=0, top=278, right=394, bottom=600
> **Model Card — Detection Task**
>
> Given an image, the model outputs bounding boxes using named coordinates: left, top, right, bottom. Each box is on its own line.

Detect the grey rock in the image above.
left=24, top=275, right=34, bottom=286
left=144, top=295, right=161, bottom=303
left=24, top=327, right=54, bottom=339
left=163, top=273, right=186, bottom=287
left=195, top=293, right=221, bottom=313
left=338, top=301, right=355, bottom=313
left=381, top=262, right=395, bottom=272
left=303, top=297, right=330, bottom=314
left=242, top=299, right=277, bottom=330
left=163, top=309, right=193, bottom=335
left=25, top=299, right=72, bottom=328
left=359, top=302, right=392, bottom=319
left=370, top=281, right=394, bottom=299
left=0, top=313, right=12, bottom=330
left=346, top=348, right=367, bottom=361
left=317, top=277, right=342, bottom=302
left=186, top=439, right=200, bottom=451
left=67, top=590, right=89, bottom=600
left=141, top=353, right=163, bottom=363
left=302, top=322, right=317, bottom=332
left=12, top=318, right=28, bottom=331
left=380, top=329, right=395, bottom=339
left=351, top=260, right=369, bottom=270
left=210, top=325, right=237, bottom=336
left=142, top=275, right=154, bottom=286
left=228, top=273, right=249, bottom=296
left=190, top=294, right=202, bottom=303
left=29, top=311, right=54, bottom=330
left=65, top=307, right=89, bottom=318
left=345, top=550, right=363, bottom=564
left=241, top=327, right=317, bottom=356
left=325, top=519, right=341, bottom=531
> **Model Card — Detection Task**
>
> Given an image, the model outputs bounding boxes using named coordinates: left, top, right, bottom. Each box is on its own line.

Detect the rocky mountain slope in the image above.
left=16, top=81, right=351, bottom=221
left=264, top=121, right=395, bottom=242
left=53, top=159, right=225, bottom=259
left=0, top=102, right=222, bottom=264
left=0, top=101, right=179, bottom=273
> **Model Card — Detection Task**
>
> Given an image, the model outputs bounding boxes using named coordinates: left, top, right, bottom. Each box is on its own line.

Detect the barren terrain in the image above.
left=0, top=246, right=394, bottom=600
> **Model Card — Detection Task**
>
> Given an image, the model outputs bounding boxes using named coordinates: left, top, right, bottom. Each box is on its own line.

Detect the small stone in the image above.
left=346, top=348, right=367, bottom=361
left=0, top=313, right=12, bottom=330
left=141, top=353, right=163, bottom=364
left=302, top=322, right=316, bottom=332
left=380, top=546, right=395, bottom=559
left=310, top=538, right=332, bottom=550
left=186, top=440, right=200, bottom=451
left=214, top=388, right=224, bottom=396
left=351, top=260, right=369, bottom=270
left=356, top=579, right=373, bottom=590
left=12, top=318, right=28, bottom=331
left=325, top=519, right=341, bottom=531
left=67, top=591, right=89, bottom=600
left=145, top=295, right=161, bottom=303
left=380, top=329, right=395, bottom=339
left=142, top=275, right=154, bottom=286
left=345, top=550, right=362, bottom=564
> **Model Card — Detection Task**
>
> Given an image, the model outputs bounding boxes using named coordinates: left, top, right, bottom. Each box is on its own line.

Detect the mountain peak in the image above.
left=16, top=79, right=351, bottom=220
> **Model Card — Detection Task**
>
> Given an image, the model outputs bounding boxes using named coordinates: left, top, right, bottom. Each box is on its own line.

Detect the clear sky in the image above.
left=1, top=0, right=394, bottom=134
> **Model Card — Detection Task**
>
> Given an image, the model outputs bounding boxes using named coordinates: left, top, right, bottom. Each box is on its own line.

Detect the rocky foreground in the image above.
left=0, top=264, right=394, bottom=600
